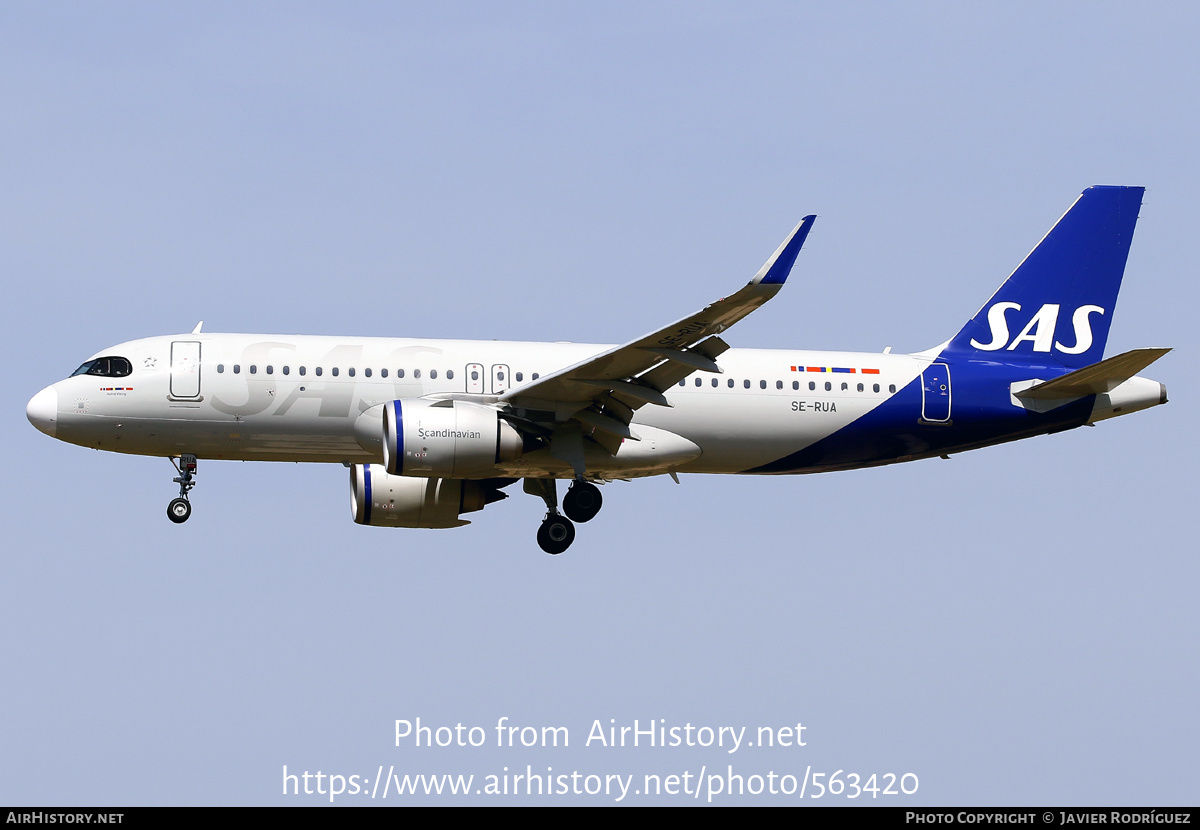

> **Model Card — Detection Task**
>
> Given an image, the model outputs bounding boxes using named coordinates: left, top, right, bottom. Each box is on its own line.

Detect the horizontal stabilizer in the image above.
left=1014, top=348, right=1171, bottom=400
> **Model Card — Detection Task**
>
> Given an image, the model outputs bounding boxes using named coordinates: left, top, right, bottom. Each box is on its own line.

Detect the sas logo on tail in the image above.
left=970, top=303, right=1104, bottom=354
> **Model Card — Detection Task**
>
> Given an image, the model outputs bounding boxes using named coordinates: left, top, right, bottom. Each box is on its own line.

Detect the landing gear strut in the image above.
left=167, top=454, right=197, bottom=524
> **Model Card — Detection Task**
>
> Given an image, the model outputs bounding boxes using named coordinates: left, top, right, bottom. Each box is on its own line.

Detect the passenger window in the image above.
left=532, top=373, right=539, bottom=380
left=712, top=378, right=718, bottom=387
left=515, top=372, right=523, bottom=382
left=430, top=370, right=438, bottom=380
left=299, top=366, right=306, bottom=376
left=332, top=367, right=339, bottom=377
left=380, top=368, right=387, bottom=378
left=364, top=368, right=372, bottom=378
left=348, top=368, right=355, bottom=377
left=856, top=382, right=863, bottom=392
left=315, top=367, right=323, bottom=376
left=873, top=383, right=880, bottom=393
left=397, top=369, right=405, bottom=378
left=792, top=381, right=799, bottom=390
left=824, top=381, right=831, bottom=391
left=776, top=380, right=783, bottom=390
left=266, top=365, right=273, bottom=375
left=743, top=380, right=750, bottom=389
left=808, top=381, right=815, bottom=391
left=217, top=364, right=224, bottom=373
left=414, top=369, right=421, bottom=379
left=282, top=366, right=290, bottom=376
left=234, top=365, right=241, bottom=374
left=250, top=365, right=257, bottom=374
left=695, top=378, right=702, bottom=387
left=679, top=380, right=685, bottom=387
left=446, top=370, right=454, bottom=380
left=841, top=382, right=848, bottom=391
left=727, top=379, right=734, bottom=388
left=889, top=384, right=896, bottom=393
left=759, top=380, right=766, bottom=389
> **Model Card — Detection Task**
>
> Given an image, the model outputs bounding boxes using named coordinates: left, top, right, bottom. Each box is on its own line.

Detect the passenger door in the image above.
left=921, top=363, right=951, bottom=422
left=170, top=341, right=202, bottom=399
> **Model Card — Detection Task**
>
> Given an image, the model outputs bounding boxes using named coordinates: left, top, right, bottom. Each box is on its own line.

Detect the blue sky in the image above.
left=2, top=2, right=1196, bottom=805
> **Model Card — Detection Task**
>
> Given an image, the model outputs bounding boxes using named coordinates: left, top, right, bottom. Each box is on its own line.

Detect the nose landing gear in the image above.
left=167, top=454, right=197, bottom=524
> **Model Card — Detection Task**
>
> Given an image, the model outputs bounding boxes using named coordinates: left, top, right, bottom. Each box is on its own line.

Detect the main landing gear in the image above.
left=526, top=478, right=604, bottom=555
left=563, top=479, right=603, bottom=523
left=167, top=454, right=197, bottom=524
left=536, top=513, right=575, bottom=555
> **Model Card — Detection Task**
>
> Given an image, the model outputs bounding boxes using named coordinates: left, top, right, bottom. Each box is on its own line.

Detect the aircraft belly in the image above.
left=495, top=425, right=701, bottom=479
left=55, top=410, right=368, bottom=462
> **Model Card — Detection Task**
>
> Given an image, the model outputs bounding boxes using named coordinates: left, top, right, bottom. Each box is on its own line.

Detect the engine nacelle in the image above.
left=381, top=399, right=523, bottom=478
left=350, top=464, right=506, bottom=528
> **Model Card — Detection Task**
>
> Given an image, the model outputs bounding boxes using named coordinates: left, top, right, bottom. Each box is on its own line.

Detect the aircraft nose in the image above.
left=27, top=386, right=58, bottom=438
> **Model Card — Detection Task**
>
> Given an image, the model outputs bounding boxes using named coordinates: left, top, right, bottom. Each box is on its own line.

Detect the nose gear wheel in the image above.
left=167, top=454, right=198, bottom=524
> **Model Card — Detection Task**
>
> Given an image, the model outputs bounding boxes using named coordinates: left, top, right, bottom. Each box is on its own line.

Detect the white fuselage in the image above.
left=35, top=332, right=929, bottom=477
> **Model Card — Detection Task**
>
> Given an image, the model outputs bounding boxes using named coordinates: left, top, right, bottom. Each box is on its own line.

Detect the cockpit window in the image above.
left=71, top=356, right=133, bottom=378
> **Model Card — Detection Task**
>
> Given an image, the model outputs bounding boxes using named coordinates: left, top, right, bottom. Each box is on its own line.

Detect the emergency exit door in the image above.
left=491, top=364, right=510, bottom=394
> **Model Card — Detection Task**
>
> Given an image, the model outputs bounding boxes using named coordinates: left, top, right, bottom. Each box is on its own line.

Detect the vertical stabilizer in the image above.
left=943, top=186, right=1144, bottom=368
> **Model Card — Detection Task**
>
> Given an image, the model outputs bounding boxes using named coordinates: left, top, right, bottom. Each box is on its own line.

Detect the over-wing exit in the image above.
left=27, top=187, right=1168, bottom=553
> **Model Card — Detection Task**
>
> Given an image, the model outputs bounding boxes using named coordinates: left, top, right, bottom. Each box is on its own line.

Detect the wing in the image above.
left=499, top=215, right=816, bottom=455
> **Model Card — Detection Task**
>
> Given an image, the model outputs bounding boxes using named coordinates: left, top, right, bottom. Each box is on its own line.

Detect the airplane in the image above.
left=26, top=186, right=1169, bottom=554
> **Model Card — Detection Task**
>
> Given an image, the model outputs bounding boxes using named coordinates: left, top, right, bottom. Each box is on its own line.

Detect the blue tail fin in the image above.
left=943, top=186, right=1144, bottom=369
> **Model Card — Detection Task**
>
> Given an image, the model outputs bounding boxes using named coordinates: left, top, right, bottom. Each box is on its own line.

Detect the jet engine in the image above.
left=381, top=400, right=524, bottom=478
left=350, top=464, right=509, bottom=528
